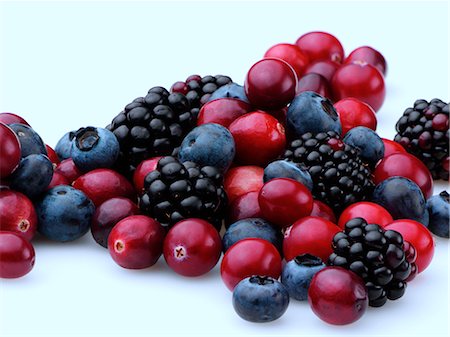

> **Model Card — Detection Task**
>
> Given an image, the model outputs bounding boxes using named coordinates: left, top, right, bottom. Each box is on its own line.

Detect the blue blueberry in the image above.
left=35, top=185, right=95, bottom=242
left=426, top=191, right=449, bottom=238
left=71, top=127, right=120, bottom=172
left=232, top=276, right=289, bottom=323
left=208, top=83, right=249, bottom=103
left=178, top=123, right=235, bottom=172
left=264, top=160, right=313, bottom=191
left=10, top=154, right=53, bottom=199
left=286, top=91, right=342, bottom=137
left=55, top=131, right=75, bottom=160
left=281, top=254, right=326, bottom=301
left=343, top=126, right=384, bottom=167
left=9, top=123, right=47, bottom=158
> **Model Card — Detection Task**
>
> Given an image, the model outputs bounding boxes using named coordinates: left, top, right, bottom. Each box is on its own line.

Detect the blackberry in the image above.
left=329, top=218, right=411, bottom=307
left=139, top=156, right=227, bottom=231
left=283, top=131, right=374, bottom=214
left=394, top=98, right=449, bottom=180
left=106, top=87, right=196, bottom=177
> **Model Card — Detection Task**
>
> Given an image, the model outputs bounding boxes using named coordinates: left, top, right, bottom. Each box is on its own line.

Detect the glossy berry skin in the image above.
left=108, top=215, right=165, bottom=269
left=264, top=43, right=309, bottom=78
left=54, top=158, right=82, bottom=183
left=295, top=31, right=344, bottom=63
left=258, top=178, right=313, bottom=228
left=232, top=276, right=289, bottom=323
left=229, top=112, right=286, bottom=166
left=91, top=197, right=140, bottom=248
left=385, top=220, right=434, bottom=273
left=221, top=238, right=282, bottom=291
left=345, top=46, right=387, bottom=76
left=331, top=62, right=386, bottom=112
left=426, top=191, right=450, bottom=238
left=283, top=216, right=341, bottom=262
left=0, top=112, right=29, bottom=126
left=0, top=231, right=35, bottom=279
left=308, top=266, right=368, bottom=325
left=263, top=160, right=313, bottom=191
left=343, top=126, right=385, bottom=167
left=9, top=123, right=47, bottom=158
left=304, top=60, right=340, bottom=82
left=338, top=202, right=393, bottom=229
left=224, top=166, right=264, bottom=203
left=381, top=138, right=406, bottom=158
left=208, top=83, right=249, bottom=103
left=0, top=123, right=21, bottom=178
left=310, top=200, right=336, bottom=223
left=163, top=219, right=222, bottom=277
left=197, top=98, right=251, bottom=128
left=244, top=58, right=297, bottom=110
left=296, top=73, right=332, bottom=99
left=47, top=171, right=70, bottom=190
left=45, top=144, right=60, bottom=165
left=132, top=157, right=162, bottom=194
left=334, top=98, right=377, bottom=135
left=55, top=131, right=75, bottom=161
left=228, top=191, right=262, bottom=223
left=0, top=190, right=37, bottom=241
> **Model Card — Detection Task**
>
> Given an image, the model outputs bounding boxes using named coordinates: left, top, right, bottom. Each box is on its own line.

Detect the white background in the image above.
left=0, top=1, right=449, bottom=337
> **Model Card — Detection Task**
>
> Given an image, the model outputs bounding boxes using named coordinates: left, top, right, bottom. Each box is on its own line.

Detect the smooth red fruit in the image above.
left=55, top=158, right=82, bottom=183
left=385, top=220, right=434, bottom=273
left=108, top=215, right=164, bottom=269
left=264, top=43, right=309, bottom=78
left=224, top=166, right=264, bottom=203
left=92, top=197, right=140, bottom=248
left=0, top=123, right=21, bottom=178
left=258, top=178, right=313, bottom=228
left=296, top=73, right=332, bottom=98
left=133, top=157, right=162, bottom=194
left=0, top=231, right=35, bottom=278
left=295, top=31, right=344, bottom=63
left=0, top=190, right=37, bottom=241
left=164, top=219, right=221, bottom=277
left=382, top=138, right=406, bottom=158
left=304, top=60, right=340, bottom=82
left=229, top=112, right=286, bottom=166
left=0, top=113, right=29, bottom=126
left=170, top=81, right=189, bottom=95
left=374, top=152, right=433, bottom=199
left=244, top=58, right=297, bottom=110
left=228, top=191, right=262, bottom=223
left=334, top=98, right=377, bottom=135
left=345, top=46, right=387, bottom=76
left=311, top=200, right=336, bottom=223
left=45, top=145, right=60, bottom=165
left=47, top=172, right=70, bottom=190
left=283, top=216, right=341, bottom=261
left=73, top=168, right=135, bottom=207
left=338, top=202, right=393, bottom=229
left=197, top=98, right=251, bottom=128
left=262, top=107, right=288, bottom=126
left=220, top=238, right=282, bottom=291
left=308, top=266, right=368, bottom=325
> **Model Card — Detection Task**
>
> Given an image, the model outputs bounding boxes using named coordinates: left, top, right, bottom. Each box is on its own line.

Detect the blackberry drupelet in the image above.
left=394, top=98, right=449, bottom=180
left=328, top=218, right=412, bottom=307
left=283, top=131, right=374, bottom=214
left=139, top=156, right=227, bottom=231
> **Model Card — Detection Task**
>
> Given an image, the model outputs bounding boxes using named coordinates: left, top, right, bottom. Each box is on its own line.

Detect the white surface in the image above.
left=0, top=1, right=449, bottom=337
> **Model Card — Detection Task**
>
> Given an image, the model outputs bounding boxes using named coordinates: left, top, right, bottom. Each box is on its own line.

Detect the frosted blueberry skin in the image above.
left=55, top=131, right=76, bottom=161
left=9, top=123, right=47, bottom=158
left=208, top=83, right=249, bottom=103
left=427, top=191, right=450, bottom=238
left=343, top=126, right=385, bottom=167
left=264, top=160, right=313, bottom=191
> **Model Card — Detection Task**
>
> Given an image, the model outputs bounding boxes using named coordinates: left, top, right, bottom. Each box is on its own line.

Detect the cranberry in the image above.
left=283, top=216, right=341, bottom=262
left=170, top=81, right=189, bottom=95
left=0, top=112, right=29, bottom=126
left=304, top=60, right=340, bottom=82
left=92, top=197, right=140, bottom=248
left=295, top=31, right=344, bottom=63
left=220, top=238, right=282, bottom=291
left=432, top=113, right=449, bottom=131
left=46, top=171, right=70, bottom=190
left=264, top=43, right=309, bottom=78
left=258, top=178, right=313, bottom=228
left=308, top=266, right=368, bottom=325
left=334, top=98, right=377, bottom=135
left=197, top=98, right=251, bottom=128
left=244, top=58, right=297, bottom=110
left=381, top=138, right=406, bottom=158
left=163, top=219, right=222, bottom=277
left=133, top=157, right=162, bottom=194
left=0, top=123, right=21, bottom=178
left=229, top=112, right=286, bottom=166
left=296, top=73, right=332, bottom=99
left=344, top=46, right=387, bottom=76
left=108, top=215, right=164, bottom=269
left=73, top=168, right=135, bottom=207
left=45, top=144, right=60, bottom=165
left=0, top=231, right=35, bottom=278
left=331, top=62, right=386, bottom=111
left=310, top=200, right=336, bottom=223
left=0, top=190, right=37, bottom=241
left=263, top=107, right=288, bottom=126
left=55, top=158, right=82, bottom=183
left=385, top=220, right=434, bottom=273
left=338, top=202, right=393, bottom=229
left=224, top=166, right=264, bottom=203
left=374, top=152, right=433, bottom=199
left=228, top=191, right=262, bottom=223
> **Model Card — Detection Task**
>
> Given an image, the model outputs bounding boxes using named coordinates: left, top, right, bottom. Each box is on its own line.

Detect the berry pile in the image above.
left=1, top=31, right=447, bottom=327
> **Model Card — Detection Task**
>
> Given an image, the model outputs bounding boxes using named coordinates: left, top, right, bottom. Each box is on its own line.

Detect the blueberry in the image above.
left=178, top=123, right=235, bottom=172
left=55, top=131, right=75, bottom=160
left=35, top=185, right=95, bottom=242
left=9, top=123, right=47, bottom=158
left=264, top=160, right=313, bottom=191
left=232, top=276, right=289, bottom=323
left=426, top=191, right=449, bottom=238
left=372, top=177, right=429, bottom=225
left=71, top=127, right=120, bottom=172
left=10, top=154, right=53, bottom=199
left=208, top=83, right=249, bottom=103
left=343, top=126, right=384, bottom=167
left=286, top=91, right=342, bottom=137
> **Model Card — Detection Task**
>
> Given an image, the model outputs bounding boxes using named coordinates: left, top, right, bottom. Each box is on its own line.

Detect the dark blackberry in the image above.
left=283, top=131, right=374, bottom=214
left=394, top=98, right=449, bottom=180
left=139, top=156, right=227, bottom=231
left=328, top=218, right=411, bottom=307
left=106, top=87, right=196, bottom=177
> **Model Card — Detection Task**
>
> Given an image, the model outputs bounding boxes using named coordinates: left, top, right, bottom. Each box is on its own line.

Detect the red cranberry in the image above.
left=344, top=46, right=387, bottom=76
left=304, top=60, right=340, bottom=82
left=0, top=112, right=30, bottom=126
left=244, top=58, right=297, bottom=110
left=296, top=73, right=332, bottom=99
left=381, top=138, right=406, bottom=158
left=108, top=215, right=165, bottom=269
left=258, top=178, right=313, bottom=228
left=283, top=216, right=341, bottom=262
left=0, top=190, right=37, bottom=241
left=263, top=107, right=288, bottom=126
left=55, top=158, right=82, bottom=183
left=163, top=219, right=221, bottom=277
left=45, top=144, right=60, bottom=165
left=170, top=81, right=189, bottom=95
left=0, top=231, right=35, bottom=278
left=310, top=200, right=336, bottom=223
left=338, top=202, right=393, bottom=229
left=228, top=191, right=262, bottom=223
left=295, top=31, right=344, bottom=63
left=432, top=113, right=449, bottom=131
left=334, top=98, right=377, bottom=135
left=133, top=157, right=162, bottom=194
left=220, top=238, right=282, bottom=291
left=92, top=197, right=140, bottom=248
left=46, top=172, right=70, bottom=190
left=197, top=98, right=251, bottom=128
left=308, top=266, right=368, bottom=325
left=264, top=43, right=309, bottom=78
left=224, top=166, right=264, bottom=203
left=0, top=123, right=21, bottom=178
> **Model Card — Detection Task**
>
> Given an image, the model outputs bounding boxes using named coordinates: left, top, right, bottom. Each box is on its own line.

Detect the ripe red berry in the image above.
left=55, top=158, right=82, bottom=183
left=295, top=31, right=344, bottom=63
left=310, top=200, right=336, bottom=223
left=296, top=73, right=332, bottom=99
left=0, top=231, right=35, bottom=278
left=304, top=60, right=340, bottom=82
left=264, top=43, right=309, bottom=78
left=0, top=112, right=30, bottom=126
left=381, top=138, right=406, bottom=158
left=228, top=191, right=262, bottom=223
left=0, top=123, right=21, bottom=178
left=197, top=98, right=251, bottom=128
left=334, top=98, right=377, bottom=135
left=224, top=166, right=264, bottom=203
left=345, top=46, right=387, bottom=76
left=133, top=157, right=162, bottom=194
left=45, top=144, right=60, bottom=165
left=47, top=171, right=70, bottom=190
left=338, top=202, right=393, bottom=229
